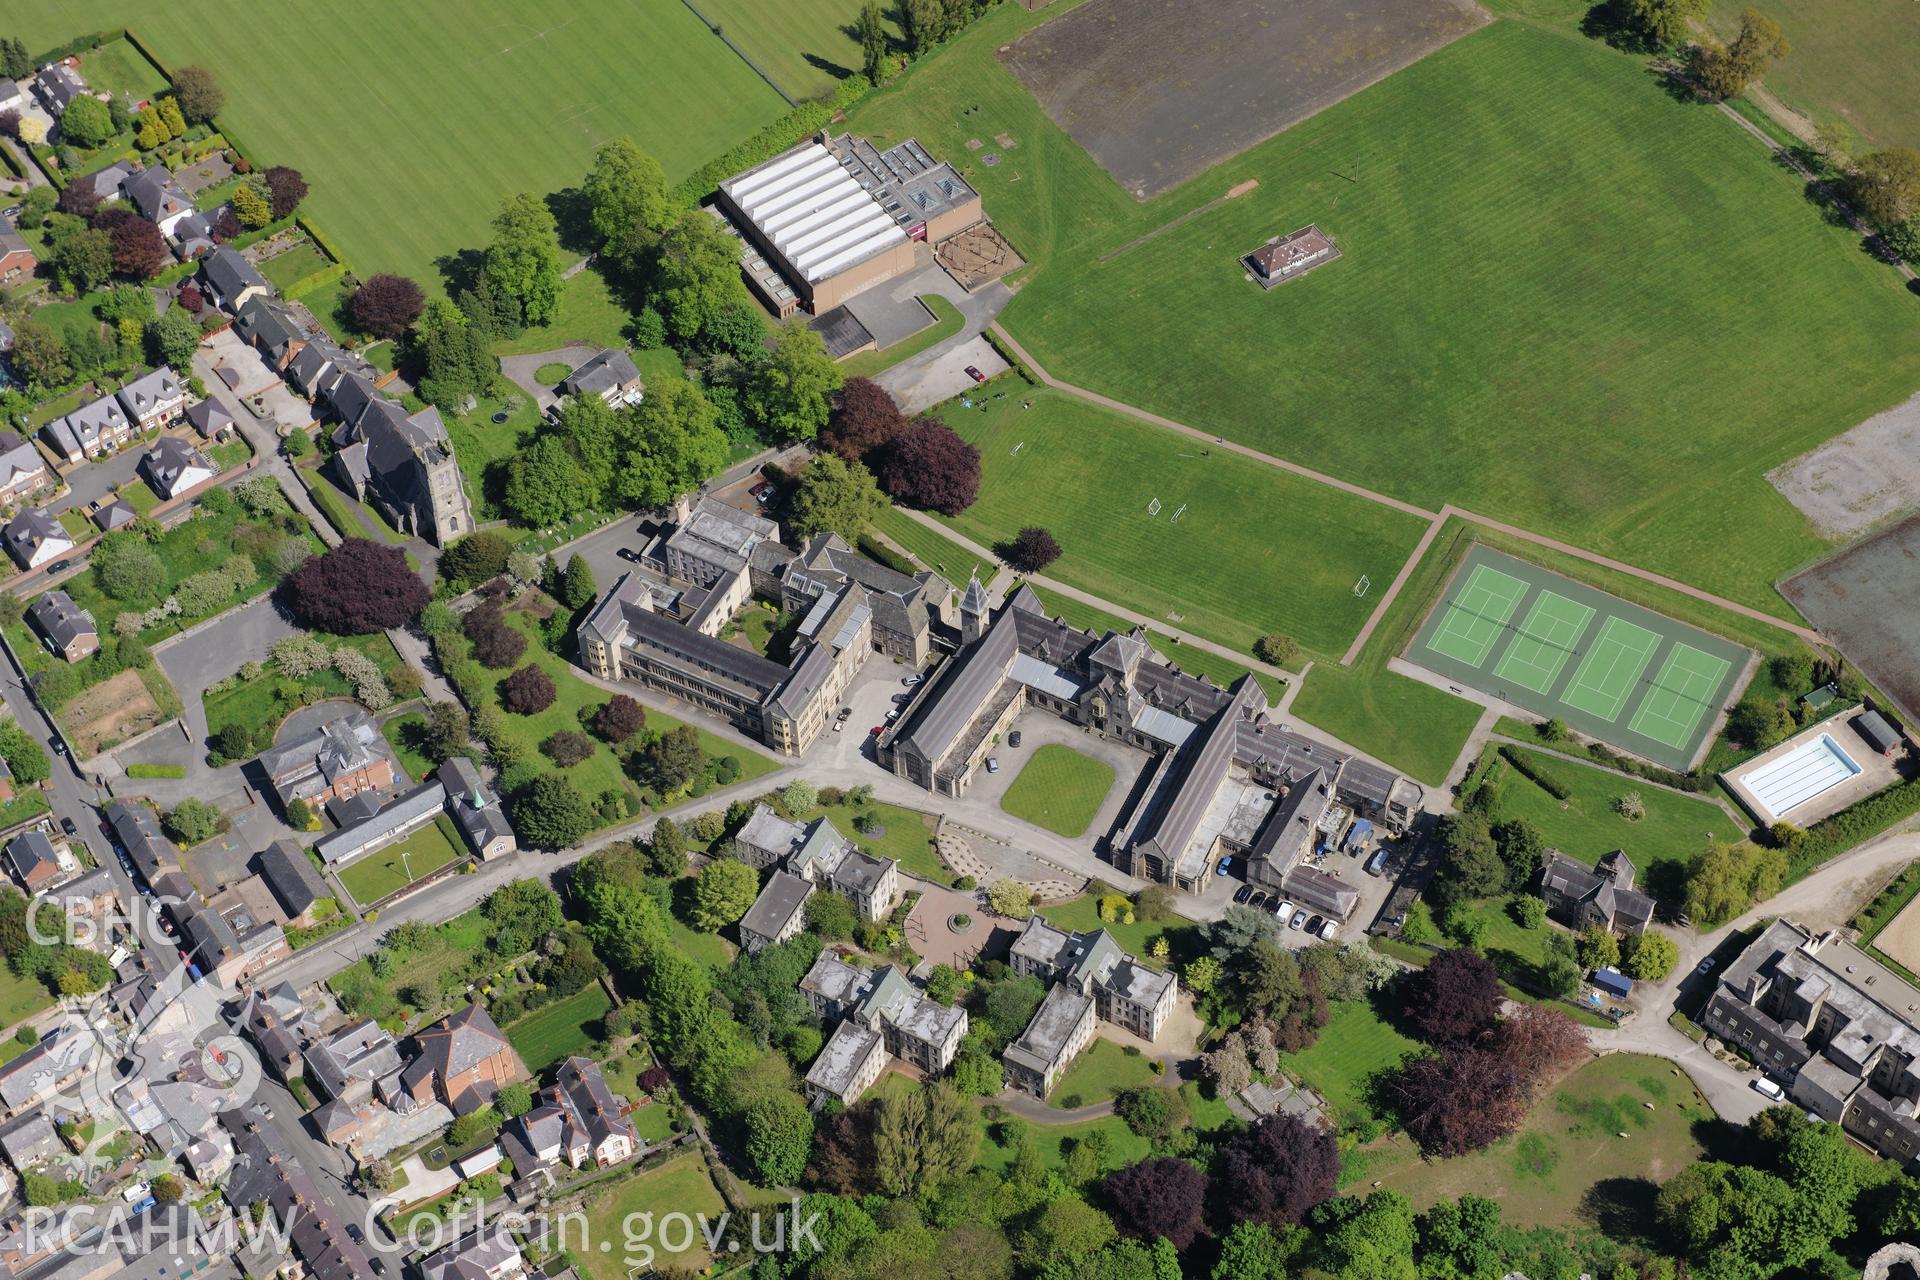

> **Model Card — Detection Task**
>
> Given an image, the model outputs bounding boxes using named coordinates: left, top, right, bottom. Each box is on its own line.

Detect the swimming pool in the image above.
left=1738, top=733, right=1862, bottom=821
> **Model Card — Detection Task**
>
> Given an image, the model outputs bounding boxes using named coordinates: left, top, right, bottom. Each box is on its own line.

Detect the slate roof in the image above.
left=255, top=838, right=327, bottom=920
left=184, top=398, right=234, bottom=439
left=201, top=246, right=268, bottom=304
left=48, top=390, right=130, bottom=456
left=313, top=780, right=446, bottom=865
left=36, top=63, right=87, bottom=114
left=2, top=508, right=69, bottom=567
left=439, top=756, right=513, bottom=854
left=142, top=435, right=214, bottom=495
left=76, top=159, right=138, bottom=202
left=6, top=831, right=63, bottom=887
left=125, top=167, right=192, bottom=226
left=806, top=1019, right=882, bottom=1098
left=559, top=348, right=642, bottom=399
left=235, top=295, right=311, bottom=361
left=0, top=217, right=28, bottom=261
left=1003, top=984, right=1093, bottom=1077
left=27, top=589, right=95, bottom=654
left=739, top=870, right=812, bottom=943
left=1541, top=850, right=1656, bottom=930
left=305, top=1018, right=401, bottom=1100
left=104, top=798, right=183, bottom=885
left=92, top=499, right=136, bottom=531
left=258, top=711, right=387, bottom=798
left=221, top=1106, right=379, bottom=1280
left=421, top=1226, right=521, bottom=1280
left=402, top=1003, right=515, bottom=1098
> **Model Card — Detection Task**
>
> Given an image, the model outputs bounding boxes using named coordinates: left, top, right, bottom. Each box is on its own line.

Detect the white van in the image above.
left=1750, top=1077, right=1784, bottom=1100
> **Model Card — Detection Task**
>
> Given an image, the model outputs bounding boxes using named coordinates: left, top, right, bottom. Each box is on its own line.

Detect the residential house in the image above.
left=420, top=1226, right=525, bottom=1280
left=45, top=391, right=134, bottom=462
left=236, top=982, right=317, bottom=1083
left=287, top=336, right=371, bottom=401
left=0, top=1029, right=91, bottom=1114
left=737, top=870, right=812, bottom=955
left=256, top=710, right=396, bottom=813
left=1010, top=917, right=1178, bottom=1043
left=325, top=374, right=472, bottom=545
left=304, top=1018, right=403, bottom=1106
left=103, top=798, right=183, bottom=888
left=439, top=757, right=516, bottom=860
left=0, top=431, right=51, bottom=506
left=25, top=590, right=96, bottom=661
left=0, top=80, right=24, bottom=116
left=254, top=838, right=329, bottom=926
left=91, top=499, right=136, bottom=533
left=1003, top=983, right=1098, bottom=1101
left=116, top=367, right=189, bottom=432
left=125, top=167, right=194, bottom=239
left=5, top=831, right=73, bottom=892
left=799, top=953, right=968, bottom=1106
left=3, top=508, right=73, bottom=570
left=169, top=211, right=215, bottom=262
left=1538, top=849, right=1656, bottom=936
left=40, top=867, right=119, bottom=951
left=73, top=159, right=137, bottom=204
left=400, top=1002, right=527, bottom=1114
left=0, top=217, right=34, bottom=286
left=183, top=398, right=234, bottom=442
left=554, top=349, right=643, bottom=409
left=221, top=1106, right=380, bottom=1280
left=312, top=780, right=448, bottom=871
left=199, top=246, right=270, bottom=314
left=1702, top=919, right=1920, bottom=1166
left=34, top=62, right=88, bottom=117
left=236, top=295, right=313, bottom=371
left=141, top=436, right=215, bottom=500
left=503, top=1057, right=638, bottom=1171
left=0, top=1108, right=62, bottom=1173
left=174, top=889, right=287, bottom=986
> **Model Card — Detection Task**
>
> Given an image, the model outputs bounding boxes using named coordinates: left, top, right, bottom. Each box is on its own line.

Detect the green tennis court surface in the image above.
left=1407, top=545, right=1751, bottom=770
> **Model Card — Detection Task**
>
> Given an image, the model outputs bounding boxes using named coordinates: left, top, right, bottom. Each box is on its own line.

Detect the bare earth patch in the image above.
left=1782, top=515, right=1920, bottom=723
left=1769, top=388, right=1920, bottom=539
left=67, top=669, right=164, bottom=759
left=1874, top=890, right=1920, bottom=976
left=1002, top=0, right=1487, bottom=199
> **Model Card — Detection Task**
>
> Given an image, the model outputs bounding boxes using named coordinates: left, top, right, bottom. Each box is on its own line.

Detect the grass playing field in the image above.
left=336, top=815, right=466, bottom=907
left=693, top=0, right=901, bottom=102
left=10, top=2, right=788, bottom=288
left=1411, top=546, right=1750, bottom=769
left=999, top=744, right=1116, bottom=838
left=1706, top=0, right=1920, bottom=149
left=1277, top=996, right=1419, bottom=1130
left=935, top=390, right=1428, bottom=659
left=846, top=8, right=1920, bottom=615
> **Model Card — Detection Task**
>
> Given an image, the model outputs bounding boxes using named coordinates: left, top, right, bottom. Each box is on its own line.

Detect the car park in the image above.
left=1317, top=918, right=1338, bottom=940
left=1364, top=849, right=1389, bottom=876
left=1290, top=910, right=1309, bottom=930
left=965, top=365, right=986, bottom=383
left=1272, top=898, right=1294, bottom=920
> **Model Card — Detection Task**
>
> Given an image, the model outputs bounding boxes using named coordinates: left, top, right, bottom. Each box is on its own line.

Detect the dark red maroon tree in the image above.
left=177, top=283, right=205, bottom=313
left=593, top=694, right=647, bottom=744
left=57, top=183, right=100, bottom=220
left=1386, top=1046, right=1528, bottom=1158
left=806, top=1099, right=878, bottom=1196
left=349, top=273, right=425, bottom=339
left=285, top=539, right=427, bottom=634
left=501, top=665, right=557, bottom=715
left=97, top=210, right=170, bottom=279
left=1003, top=526, right=1061, bottom=573
left=0, top=111, right=20, bottom=141
left=263, top=166, right=308, bottom=220
left=1487, top=1003, right=1588, bottom=1083
left=1401, top=947, right=1503, bottom=1046
left=879, top=416, right=981, bottom=515
left=210, top=207, right=241, bottom=242
left=1098, top=1156, right=1209, bottom=1249
left=462, top=602, right=528, bottom=669
left=1218, top=1112, right=1339, bottom=1227
left=821, top=376, right=905, bottom=463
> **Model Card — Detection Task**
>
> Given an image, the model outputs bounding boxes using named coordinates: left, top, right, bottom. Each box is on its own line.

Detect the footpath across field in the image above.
left=1407, top=546, right=1750, bottom=770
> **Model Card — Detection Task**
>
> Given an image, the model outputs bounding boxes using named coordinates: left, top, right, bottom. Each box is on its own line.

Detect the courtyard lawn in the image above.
left=9, top=3, right=788, bottom=289
left=1447, top=896, right=1561, bottom=991
left=258, top=241, right=332, bottom=294
left=1474, top=744, right=1737, bottom=903
left=1038, top=893, right=1197, bottom=967
left=442, top=396, right=542, bottom=521
left=1026, top=586, right=1284, bottom=703
left=336, top=814, right=466, bottom=907
left=494, top=269, right=637, bottom=355
left=999, top=744, right=1115, bottom=838
left=1361, top=1053, right=1714, bottom=1230
left=849, top=12, right=1920, bottom=615
left=1277, top=996, right=1420, bottom=1131
left=870, top=506, right=996, bottom=592
left=1049, top=1038, right=1159, bottom=1109
left=381, top=712, right=435, bottom=782
left=936, top=391, right=1428, bottom=660
left=582, top=1151, right=729, bottom=1278
left=505, top=985, right=612, bottom=1073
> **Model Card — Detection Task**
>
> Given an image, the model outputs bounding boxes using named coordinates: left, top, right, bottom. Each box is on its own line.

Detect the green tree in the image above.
left=170, top=66, right=224, bottom=123
left=0, top=38, right=30, bottom=81
left=1575, top=925, right=1620, bottom=972
left=1320, top=1190, right=1418, bottom=1280
left=496, top=1081, right=534, bottom=1117
left=231, top=176, right=273, bottom=228
left=1621, top=929, right=1679, bottom=980
left=505, top=434, right=588, bottom=528
left=1853, top=147, right=1920, bottom=230
left=551, top=393, right=618, bottom=506
left=1510, top=895, right=1547, bottom=930
left=690, top=857, right=758, bottom=930
left=614, top=375, right=728, bottom=508
left=746, top=320, right=844, bottom=441
left=52, top=226, right=114, bottom=294
left=584, top=137, right=672, bottom=256
left=1695, top=8, right=1791, bottom=100
left=423, top=701, right=470, bottom=760
left=484, top=192, right=562, bottom=328
left=1539, top=931, right=1582, bottom=997
left=1433, top=811, right=1505, bottom=906
left=1621, top=0, right=1710, bottom=48
left=560, top=554, right=598, bottom=610
left=787, top=453, right=884, bottom=542
left=857, top=1, right=891, bottom=83
left=513, top=773, right=594, bottom=848
left=744, top=1092, right=813, bottom=1186
left=7, top=321, right=69, bottom=388
left=872, top=1082, right=980, bottom=1197
left=634, top=724, right=704, bottom=794
left=648, top=816, right=689, bottom=878
left=1017, top=1195, right=1117, bottom=1273
left=1684, top=840, right=1787, bottom=926
left=164, top=798, right=225, bottom=846
left=652, top=210, right=745, bottom=344
left=58, top=96, right=113, bottom=148
left=94, top=535, right=165, bottom=603
left=148, top=305, right=203, bottom=370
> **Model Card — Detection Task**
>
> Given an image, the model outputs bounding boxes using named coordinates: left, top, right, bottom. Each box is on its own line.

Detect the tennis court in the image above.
left=1406, top=545, right=1752, bottom=770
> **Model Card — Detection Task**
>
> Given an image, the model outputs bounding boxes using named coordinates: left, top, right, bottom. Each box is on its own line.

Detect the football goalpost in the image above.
left=1353, top=575, right=1371, bottom=598
left=1146, top=498, right=1161, bottom=516
left=1169, top=503, right=1187, bottom=524
left=1011, top=441, right=1025, bottom=457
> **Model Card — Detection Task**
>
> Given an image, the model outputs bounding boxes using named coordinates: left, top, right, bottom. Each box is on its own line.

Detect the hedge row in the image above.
left=1788, top=773, right=1920, bottom=881
left=30, top=30, right=125, bottom=66
left=0, top=139, right=23, bottom=181
left=669, top=76, right=871, bottom=210
left=119, top=28, right=174, bottom=90
left=283, top=260, right=351, bottom=302
left=1498, top=745, right=1571, bottom=800
left=296, top=216, right=348, bottom=268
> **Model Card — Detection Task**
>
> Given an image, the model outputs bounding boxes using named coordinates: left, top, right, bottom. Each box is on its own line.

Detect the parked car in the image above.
left=985, top=756, right=1000, bottom=773
left=1216, top=856, right=1233, bottom=877
left=837, top=706, right=853, bottom=720
left=1364, top=849, right=1389, bottom=876
left=1697, top=958, right=1717, bottom=975
left=903, top=674, right=924, bottom=687
left=617, top=547, right=642, bottom=562
left=869, top=725, right=883, bottom=736
left=1317, top=918, right=1338, bottom=940
left=46, top=560, right=70, bottom=575
left=750, top=482, right=777, bottom=504
left=1009, top=730, right=1022, bottom=747
left=1289, top=910, right=1309, bottom=930
left=832, top=719, right=844, bottom=733
left=346, top=1225, right=364, bottom=1244
left=1248, top=892, right=1268, bottom=910
left=1751, top=1077, right=1784, bottom=1100
left=1306, top=915, right=1324, bottom=935
left=1233, top=884, right=1253, bottom=905
left=1272, top=899, right=1294, bottom=920
left=885, top=709, right=900, bottom=723
left=59, top=817, right=76, bottom=837
left=965, top=365, right=986, bottom=383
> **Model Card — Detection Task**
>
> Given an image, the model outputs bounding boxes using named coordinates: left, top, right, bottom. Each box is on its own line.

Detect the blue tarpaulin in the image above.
left=1343, top=819, right=1374, bottom=851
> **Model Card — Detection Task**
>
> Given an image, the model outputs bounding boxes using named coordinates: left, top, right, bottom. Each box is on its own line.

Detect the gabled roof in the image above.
left=559, top=348, right=641, bottom=398
left=142, top=434, right=214, bottom=495
left=6, top=831, right=63, bottom=885
left=739, top=870, right=812, bottom=942
left=184, top=398, right=234, bottom=438
left=255, top=839, right=327, bottom=920
left=402, top=1002, right=516, bottom=1096
left=27, top=590, right=95, bottom=652
left=117, top=367, right=185, bottom=420
left=125, top=167, right=191, bottom=224
left=4, top=508, right=71, bottom=562
left=0, top=216, right=30, bottom=261
left=92, top=498, right=137, bottom=531
left=236, top=295, right=310, bottom=358
left=201, top=246, right=268, bottom=302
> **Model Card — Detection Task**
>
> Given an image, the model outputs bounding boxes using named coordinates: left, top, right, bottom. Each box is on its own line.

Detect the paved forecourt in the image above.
left=1407, top=545, right=1751, bottom=770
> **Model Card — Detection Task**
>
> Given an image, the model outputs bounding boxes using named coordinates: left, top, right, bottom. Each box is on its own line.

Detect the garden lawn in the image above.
left=1478, top=745, right=1736, bottom=902
left=204, top=632, right=406, bottom=748
left=328, top=907, right=490, bottom=1029
left=1276, top=997, right=1419, bottom=1130
left=259, top=241, right=331, bottom=293
left=1363, top=1053, right=1713, bottom=1230
left=871, top=506, right=996, bottom=592
left=494, top=269, right=637, bottom=356
left=10, top=3, right=788, bottom=288
left=336, top=814, right=466, bottom=906
left=505, top=985, right=612, bottom=1072
left=848, top=10, right=1920, bottom=615
left=1000, top=744, right=1115, bottom=838
left=1038, top=894, right=1195, bottom=967
left=936, top=391, right=1427, bottom=660
left=0, top=967, right=53, bottom=1031
left=840, top=295, right=964, bottom=379
left=692, top=0, right=902, bottom=100
left=77, top=37, right=168, bottom=101
left=797, top=799, right=948, bottom=885
left=381, top=713, right=435, bottom=782
left=1448, top=896, right=1561, bottom=990
left=442, top=396, right=542, bottom=522
left=581, top=1151, right=728, bottom=1279
left=1049, top=1037, right=1158, bottom=1109
left=1025, top=586, right=1284, bottom=703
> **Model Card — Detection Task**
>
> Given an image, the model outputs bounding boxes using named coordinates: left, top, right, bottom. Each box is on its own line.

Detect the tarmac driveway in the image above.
left=500, top=344, right=597, bottom=412
left=881, top=335, right=1010, bottom=414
